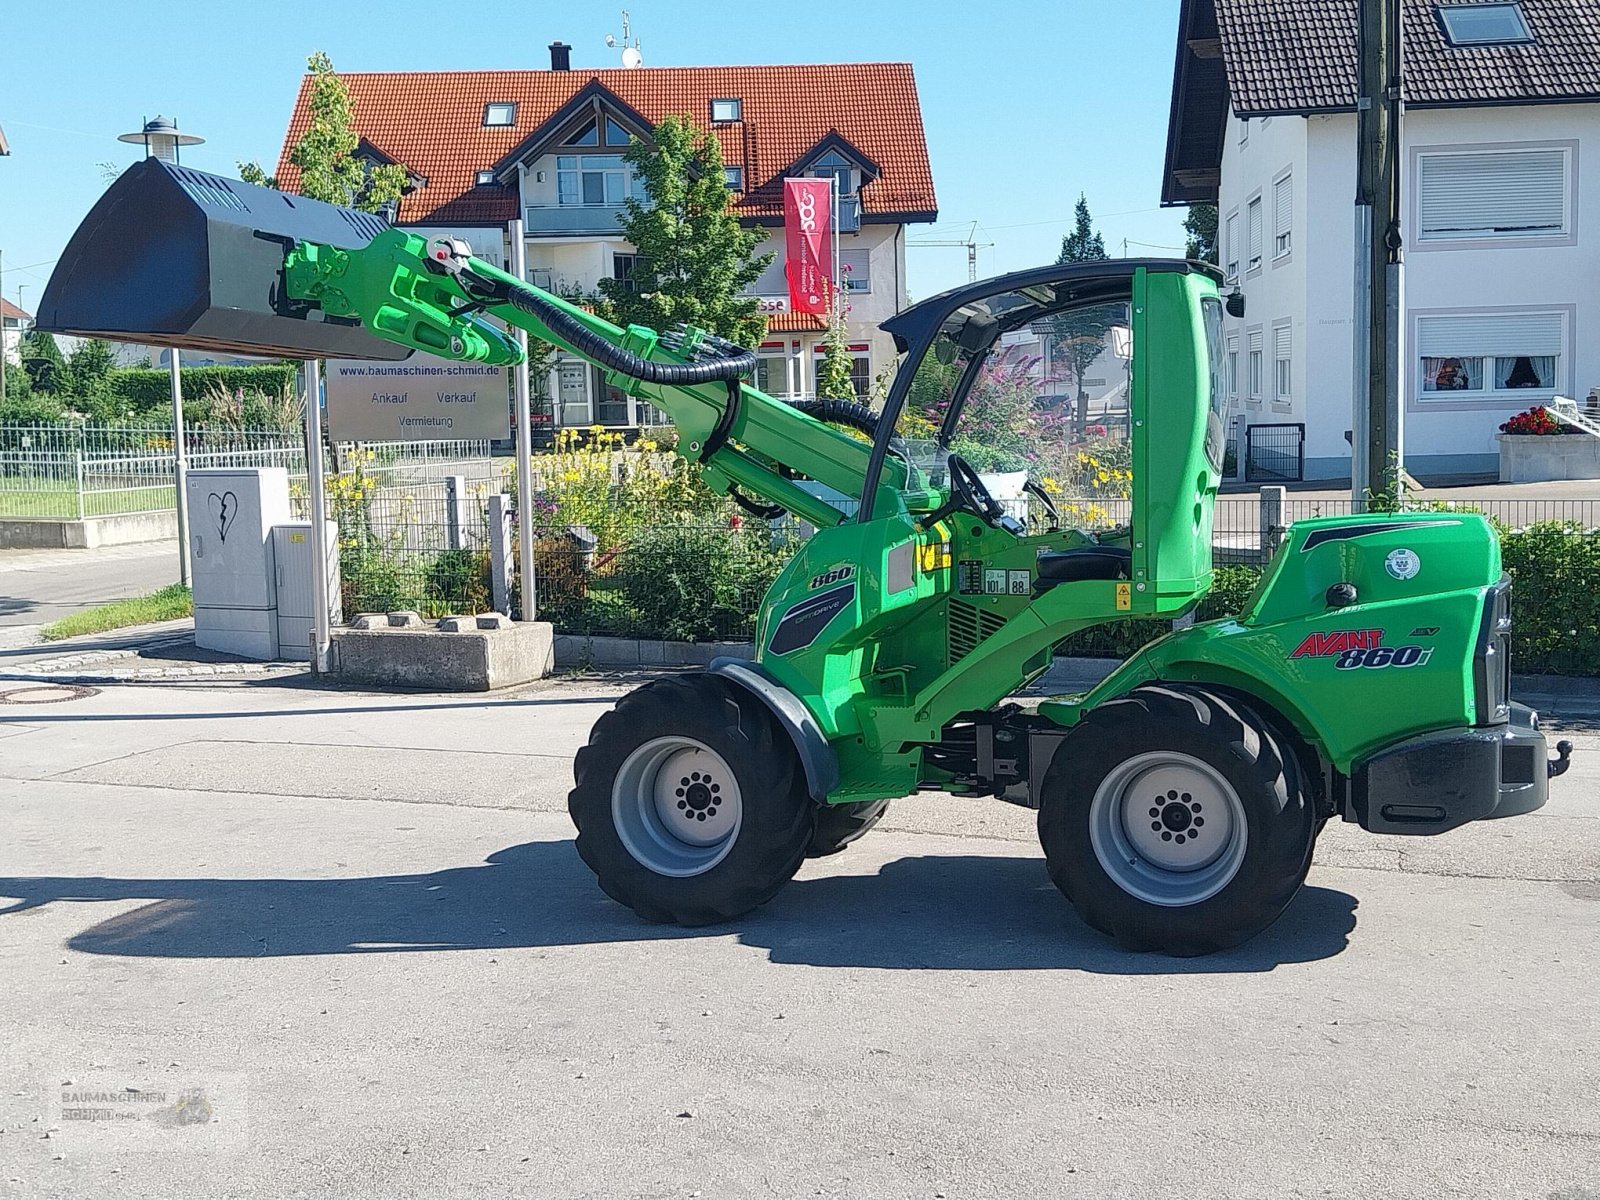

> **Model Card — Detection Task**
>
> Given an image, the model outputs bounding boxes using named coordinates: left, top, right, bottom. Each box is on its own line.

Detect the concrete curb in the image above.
left=553, top=634, right=755, bottom=668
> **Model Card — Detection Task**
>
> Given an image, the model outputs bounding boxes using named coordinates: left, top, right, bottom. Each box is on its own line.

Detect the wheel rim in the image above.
left=612, top=737, right=744, bottom=878
left=1088, top=751, right=1248, bottom=907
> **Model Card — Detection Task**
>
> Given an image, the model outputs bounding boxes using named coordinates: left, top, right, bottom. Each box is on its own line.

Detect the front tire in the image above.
left=570, top=675, right=815, bottom=925
left=1037, top=685, right=1315, bottom=956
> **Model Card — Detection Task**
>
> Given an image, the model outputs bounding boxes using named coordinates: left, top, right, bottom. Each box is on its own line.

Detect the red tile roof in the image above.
left=763, top=311, right=827, bottom=333
left=1, top=297, right=31, bottom=321
left=276, top=63, right=938, bottom=228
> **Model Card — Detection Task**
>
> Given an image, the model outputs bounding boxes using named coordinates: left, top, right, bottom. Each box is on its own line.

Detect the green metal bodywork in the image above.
left=284, top=230, right=1500, bottom=806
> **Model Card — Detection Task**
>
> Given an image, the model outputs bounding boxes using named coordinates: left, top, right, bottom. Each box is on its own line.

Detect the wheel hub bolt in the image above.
left=675, top=772, right=722, bottom=821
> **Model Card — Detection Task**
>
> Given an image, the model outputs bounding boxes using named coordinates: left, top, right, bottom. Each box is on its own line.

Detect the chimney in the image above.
left=549, top=41, right=571, bottom=71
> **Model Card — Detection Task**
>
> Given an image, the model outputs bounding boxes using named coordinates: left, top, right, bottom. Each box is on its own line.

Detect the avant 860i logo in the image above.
left=1290, top=628, right=1434, bottom=671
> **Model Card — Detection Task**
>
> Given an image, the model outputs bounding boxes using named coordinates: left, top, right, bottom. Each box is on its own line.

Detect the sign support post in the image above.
left=508, top=219, right=538, bottom=621
left=303, top=359, right=333, bottom=672
left=170, top=348, right=191, bottom=587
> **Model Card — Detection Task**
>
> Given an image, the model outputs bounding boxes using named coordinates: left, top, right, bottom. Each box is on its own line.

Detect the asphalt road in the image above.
left=0, top=675, right=1596, bottom=1198
left=0, top=542, right=182, bottom=631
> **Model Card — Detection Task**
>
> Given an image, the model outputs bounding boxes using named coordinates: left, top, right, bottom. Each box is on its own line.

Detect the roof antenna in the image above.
left=605, top=11, right=644, bottom=68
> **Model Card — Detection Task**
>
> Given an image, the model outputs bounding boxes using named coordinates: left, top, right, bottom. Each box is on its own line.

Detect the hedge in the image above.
left=108, top=365, right=298, bottom=415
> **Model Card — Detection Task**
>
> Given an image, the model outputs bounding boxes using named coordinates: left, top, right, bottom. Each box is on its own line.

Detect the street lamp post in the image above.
left=118, top=116, right=204, bottom=586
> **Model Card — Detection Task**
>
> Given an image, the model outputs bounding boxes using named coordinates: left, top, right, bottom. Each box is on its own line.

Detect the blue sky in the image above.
left=0, top=0, right=1189, bottom=314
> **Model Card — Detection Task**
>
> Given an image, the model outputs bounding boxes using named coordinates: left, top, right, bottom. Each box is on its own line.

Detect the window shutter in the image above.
left=1225, top=212, right=1239, bottom=275
left=1248, top=328, right=1263, bottom=355
left=1247, top=200, right=1263, bottom=264
left=1419, top=149, right=1567, bottom=239
left=1417, top=312, right=1563, bottom=357
left=1275, top=324, right=1291, bottom=360
left=1274, top=176, right=1292, bottom=238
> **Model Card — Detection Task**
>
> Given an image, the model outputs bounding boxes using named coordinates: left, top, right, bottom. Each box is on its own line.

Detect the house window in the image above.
left=475, top=169, right=496, bottom=186
left=612, top=253, right=646, bottom=292
left=724, top=166, right=743, bottom=190
left=812, top=344, right=872, bottom=400
left=483, top=103, right=517, bottom=127
left=1247, top=328, right=1264, bottom=401
left=1224, top=211, right=1240, bottom=282
left=839, top=248, right=871, bottom=293
left=1246, top=197, right=1263, bottom=272
left=755, top=347, right=790, bottom=397
left=1417, top=310, right=1564, bottom=400
left=1226, top=334, right=1240, bottom=405
left=1437, top=2, right=1532, bottom=46
left=555, top=154, right=646, bottom=206
left=605, top=117, right=632, bottom=146
left=564, top=117, right=601, bottom=147
left=1274, top=324, right=1292, bottom=402
left=710, top=98, right=742, bottom=123
left=809, top=150, right=856, bottom=197
left=1418, top=146, right=1569, bottom=241
left=1273, top=173, right=1292, bottom=259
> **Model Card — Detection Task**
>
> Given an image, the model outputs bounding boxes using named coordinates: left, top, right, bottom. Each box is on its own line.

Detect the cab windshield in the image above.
left=886, top=288, right=1132, bottom=523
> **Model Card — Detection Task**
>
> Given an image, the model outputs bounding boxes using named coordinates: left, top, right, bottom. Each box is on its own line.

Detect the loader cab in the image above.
left=869, top=259, right=1227, bottom=615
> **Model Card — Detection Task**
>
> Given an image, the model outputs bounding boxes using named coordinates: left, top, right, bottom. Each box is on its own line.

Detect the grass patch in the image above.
left=40, top=583, right=194, bottom=642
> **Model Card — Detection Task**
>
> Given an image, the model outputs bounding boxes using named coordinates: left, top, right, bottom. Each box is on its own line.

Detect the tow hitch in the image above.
left=1549, top=739, right=1574, bottom=778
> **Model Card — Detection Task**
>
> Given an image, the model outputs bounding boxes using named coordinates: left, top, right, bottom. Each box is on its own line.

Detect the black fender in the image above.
left=708, top=657, right=839, bottom=801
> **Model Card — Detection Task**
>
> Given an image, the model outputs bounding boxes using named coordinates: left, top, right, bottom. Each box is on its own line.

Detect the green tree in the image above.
left=1184, top=202, right=1219, bottom=265
left=597, top=115, right=771, bottom=347
left=239, top=51, right=406, bottom=214
left=815, top=286, right=857, bottom=400
left=20, top=329, right=66, bottom=394
left=1048, top=195, right=1115, bottom=434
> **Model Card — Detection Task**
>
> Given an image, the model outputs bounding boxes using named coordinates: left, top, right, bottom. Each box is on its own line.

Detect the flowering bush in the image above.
left=1500, top=406, right=1576, bottom=436
left=518, top=426, right=723, bottom=551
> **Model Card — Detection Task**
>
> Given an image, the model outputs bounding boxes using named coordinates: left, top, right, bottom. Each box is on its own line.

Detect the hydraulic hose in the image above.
left=503, top=279, right=757, bottom=385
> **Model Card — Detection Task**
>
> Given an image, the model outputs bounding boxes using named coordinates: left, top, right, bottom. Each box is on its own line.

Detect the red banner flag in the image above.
left=783, top=178, right=834, bottom=316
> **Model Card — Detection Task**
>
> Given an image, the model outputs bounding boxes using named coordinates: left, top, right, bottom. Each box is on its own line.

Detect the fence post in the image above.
left=1260, top=485, right=1286, bottom=558
left=74, top=448, right=85, bottom=520
left=444, top=474, right=466, bottom=551
left=488, top=492, right=514, bottom=616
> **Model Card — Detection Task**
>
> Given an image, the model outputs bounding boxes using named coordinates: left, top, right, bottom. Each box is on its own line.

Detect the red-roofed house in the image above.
left=2, top=297, right=30, bottom=368
left=274, top=47, right=938, bottom=430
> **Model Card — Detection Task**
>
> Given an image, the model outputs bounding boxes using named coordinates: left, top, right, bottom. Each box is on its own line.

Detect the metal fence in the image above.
left=0, top=423, right=498, bottom=521
left=0, top=424, right=304, bottom=519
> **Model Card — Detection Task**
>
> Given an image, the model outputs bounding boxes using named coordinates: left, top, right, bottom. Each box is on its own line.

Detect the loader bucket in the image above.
left=37, top=158, right=410, bottom=361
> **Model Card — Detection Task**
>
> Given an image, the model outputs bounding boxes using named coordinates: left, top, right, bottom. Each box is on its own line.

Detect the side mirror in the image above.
left=1225, top=289, right=1247, bottom=319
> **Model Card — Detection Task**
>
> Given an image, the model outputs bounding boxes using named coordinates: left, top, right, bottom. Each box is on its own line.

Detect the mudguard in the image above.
left=708, top=657, right=840, bottom=801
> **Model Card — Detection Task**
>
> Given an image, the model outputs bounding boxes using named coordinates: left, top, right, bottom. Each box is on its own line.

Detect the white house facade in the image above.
left=1165, top=0, right=1600, bottom=480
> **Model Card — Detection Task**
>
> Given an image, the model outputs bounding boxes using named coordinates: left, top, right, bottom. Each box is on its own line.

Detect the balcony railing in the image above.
left=525, top=204, right=625, bottom=236
left=527, top=194, right=861, bottom=236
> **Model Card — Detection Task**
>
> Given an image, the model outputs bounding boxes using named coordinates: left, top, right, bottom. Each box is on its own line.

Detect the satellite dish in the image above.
left=621, top=46, right=643, bottom=68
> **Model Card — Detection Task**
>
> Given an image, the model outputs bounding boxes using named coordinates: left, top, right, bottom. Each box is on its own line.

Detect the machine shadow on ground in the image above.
left=0, top=839, right=1357, bottom=975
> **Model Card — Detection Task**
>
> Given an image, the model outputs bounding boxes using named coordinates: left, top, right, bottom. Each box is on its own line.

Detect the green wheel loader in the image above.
left=41, top=161, right=1573, bottom=954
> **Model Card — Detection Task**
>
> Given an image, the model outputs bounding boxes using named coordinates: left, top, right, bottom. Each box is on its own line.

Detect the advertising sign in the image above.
left=324, top=353, right=510, bottom=441
left=783, top=177, right=834, bottom=316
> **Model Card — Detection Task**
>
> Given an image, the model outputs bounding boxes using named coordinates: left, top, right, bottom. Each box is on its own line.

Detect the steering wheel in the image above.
left=929, top=453, right=1025, bottom=534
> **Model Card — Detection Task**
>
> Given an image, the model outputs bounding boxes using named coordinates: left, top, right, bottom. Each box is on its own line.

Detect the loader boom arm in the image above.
left=284, top=227, right=900, bottom=528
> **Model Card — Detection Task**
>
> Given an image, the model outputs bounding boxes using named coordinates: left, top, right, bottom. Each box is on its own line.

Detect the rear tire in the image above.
left=570, top=675, right=815, bottom=925
left=807, top=799, right=890, bottom=858
left=1037, top=685, right=1315, bottom=956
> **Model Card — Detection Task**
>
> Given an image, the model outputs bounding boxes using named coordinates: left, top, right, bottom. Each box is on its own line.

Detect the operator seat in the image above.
left=1033, top=545, right=1132, bottom=591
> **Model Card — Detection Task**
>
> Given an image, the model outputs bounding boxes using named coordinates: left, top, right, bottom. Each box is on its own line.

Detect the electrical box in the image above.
left=272, top=521, right=341, bottom=662
left=187, top=467, right=292, bottom=659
